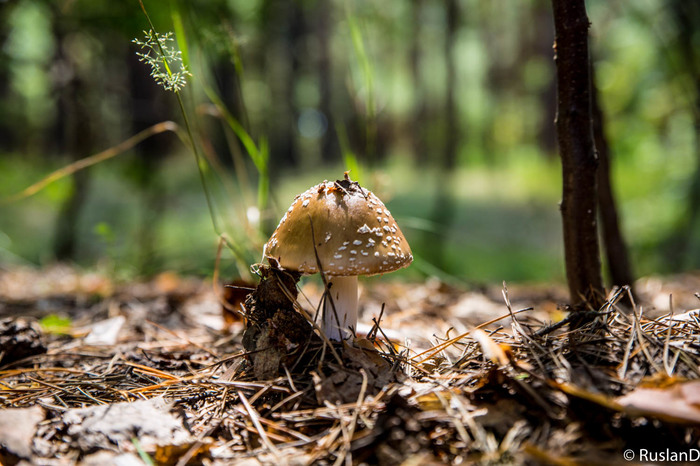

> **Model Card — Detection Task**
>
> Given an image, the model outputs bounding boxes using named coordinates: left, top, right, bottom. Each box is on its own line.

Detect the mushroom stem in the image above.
left=322, top=275, right=358, bottom=340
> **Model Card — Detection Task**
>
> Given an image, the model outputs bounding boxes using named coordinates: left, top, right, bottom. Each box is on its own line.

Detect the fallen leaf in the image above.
left=83, top=316, right=125, bottom=346
left=617, top=380, right=700, bottom=424
left=471, top=328, right=509, bottom=366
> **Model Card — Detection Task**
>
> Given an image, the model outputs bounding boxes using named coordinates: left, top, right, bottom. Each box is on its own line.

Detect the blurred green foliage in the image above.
left=0, top=0, right=697, bottom=286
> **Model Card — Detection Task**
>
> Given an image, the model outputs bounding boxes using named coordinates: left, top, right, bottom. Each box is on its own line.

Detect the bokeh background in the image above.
left=0, top=0, right=698, bottom=287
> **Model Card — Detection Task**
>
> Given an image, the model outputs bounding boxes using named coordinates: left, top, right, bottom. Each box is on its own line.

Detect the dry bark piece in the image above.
left=264, top=173, right=413, bottom=340
left=0, top=406, right=44, bottom=463
left=242, top=266, right=313, bottom=379
left=62, top=398, right=193, bottom=452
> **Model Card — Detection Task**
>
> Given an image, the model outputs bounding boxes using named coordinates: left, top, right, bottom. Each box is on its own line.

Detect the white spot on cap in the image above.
left=338, top=245, right=347, bottom=251
left=374, top=251, right=380, bottom=257
left=376, top=208, right=383, bottom=213
left=357, top=224, right=370, bottom=234
left=383, top=226, right=391, bottom=232
left=302, top=199, right=310, bottom=207
left=361, top=250, right=368, bottom=256
left=325, top=232, right=332, bottom=243
left=377, top=216, right=382, bottom=223
left=353, top=240, right=362, bottom=245
left=350, top=250, right=357, bottom=255
left=383, top=217, right=389, bottom=223
left=334, top=254, right=342, bottom=259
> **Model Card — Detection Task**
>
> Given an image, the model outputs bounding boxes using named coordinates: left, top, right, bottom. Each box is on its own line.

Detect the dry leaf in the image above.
left=471, top=328, right=509, bottom=366
left=617, top=380, right=700, bottom=424
left=83, top=316, right=125, bottom=346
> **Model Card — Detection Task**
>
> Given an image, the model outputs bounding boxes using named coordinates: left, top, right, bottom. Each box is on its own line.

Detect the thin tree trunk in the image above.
left=551, top=0, right=604, bottom=312
left=317, top=0, right=337, bottom=164
left=444, top=0, right=459, bottom=172
left=409, top=0, right=427, bottom=165
left=426, top=0, right=459, bottom=271
left=663, top=0, right=700, bottom=269
left=590, top=61, right=635, bottom=293
left=52, top=11, right=92, bottom=262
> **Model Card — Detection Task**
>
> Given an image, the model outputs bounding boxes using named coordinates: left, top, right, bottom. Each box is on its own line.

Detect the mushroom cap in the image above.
left=264, top=176, right=413, bottom=276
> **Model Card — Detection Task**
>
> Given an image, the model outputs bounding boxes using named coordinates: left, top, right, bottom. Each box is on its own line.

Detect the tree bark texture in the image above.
left=551, top=0, right=604, bottom=309
left=590, top=62, right=635, bottom=293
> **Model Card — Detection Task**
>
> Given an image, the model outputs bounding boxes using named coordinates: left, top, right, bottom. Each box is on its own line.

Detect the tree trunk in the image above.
left=316, top=0, right=338, bottom=164
left=409, top=0, right=427, bottom=165
left=51, top=10, right=92, bottom=262
left=590, top=61, right=635, bottom=294
left=662, top=0, right=700, bottom=270
left=551, top=0, right=604, bottom=312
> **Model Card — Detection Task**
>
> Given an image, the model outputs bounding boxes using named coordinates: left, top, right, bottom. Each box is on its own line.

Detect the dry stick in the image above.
left=367, top=303, right=386, bottom=341
left=283, top=365, right=298, bottom=393
left=231, top=419, right=290, bottom=444
left=411, top=307, right=533, bottom=365
left=126, top=362, right=180, bottom=381
left=332, top=369, right=369, bottom=466
left=618, top=322, right=637, bottom=380
left=632, top=307, right=662, bottom=373
left=231, top=406, right=311, bottom=443
left=75, top=386, right=108, bottom=405
left=217, top=387, right=230, bottom=417
left=1, top=121, right=179, bottom=204
left=247, top=384, right=271, bottom=406
left=0, top=368, right=85, bottom=379
left=212, top=380, right=291, bottom=394
left=237, top=390, right=282, bottom=459
left=435, top=391, right=471, bottom=446
left=663, top=294, right=675, bottom=376
left=268, top=390, right=306, bottom=414
left=144, top=320, right=218, bottom=357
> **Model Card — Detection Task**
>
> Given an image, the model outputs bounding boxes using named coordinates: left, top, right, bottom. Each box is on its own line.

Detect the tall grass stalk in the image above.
left=346, top=6, right=376, bottom=163
left=136, top=0, right=250, bottom=264
left=169, top=1, right=270, bottom=238
left=336, top=122, right=362, bottom=183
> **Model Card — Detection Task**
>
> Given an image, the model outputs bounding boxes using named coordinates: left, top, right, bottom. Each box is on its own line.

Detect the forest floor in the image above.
left=1, top=265, right=700, bottom=465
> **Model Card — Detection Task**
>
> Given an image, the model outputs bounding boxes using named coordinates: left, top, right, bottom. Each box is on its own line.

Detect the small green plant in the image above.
left=132, top=30, right=191, bottom=93
left=39, top=314, right=72, bottom=335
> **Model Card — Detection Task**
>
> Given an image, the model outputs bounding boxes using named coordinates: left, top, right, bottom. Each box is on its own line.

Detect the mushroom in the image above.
left=263, top=173, right=413, bottom=340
